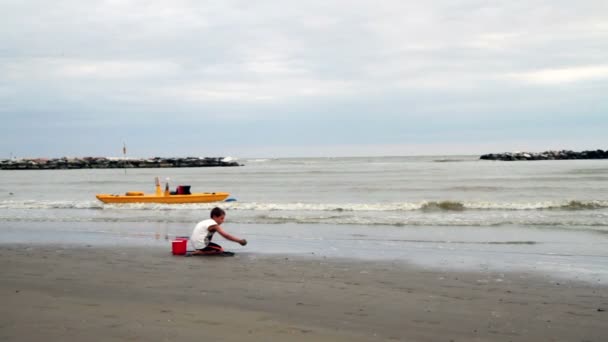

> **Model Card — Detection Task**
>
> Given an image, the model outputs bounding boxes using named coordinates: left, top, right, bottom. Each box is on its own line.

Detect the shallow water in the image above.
left=2, top=220, right=607, bottom=285
left=1, top=156, right=607, bottom=283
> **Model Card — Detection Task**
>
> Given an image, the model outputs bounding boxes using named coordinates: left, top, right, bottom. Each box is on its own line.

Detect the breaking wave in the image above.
left=1, top=199, right=608, bottom=212
left=2, top=213, right=608, bottom=232
left=421, top=201, right=466, bottom=211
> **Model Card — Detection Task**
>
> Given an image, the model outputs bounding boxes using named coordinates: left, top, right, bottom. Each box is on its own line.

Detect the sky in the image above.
left=1, top=0, right=607, bottom=158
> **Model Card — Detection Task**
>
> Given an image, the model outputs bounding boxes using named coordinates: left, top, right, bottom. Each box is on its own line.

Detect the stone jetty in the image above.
left=480, top=149, right=608, bottom=161
left=0, top=157, right=241, bottom=170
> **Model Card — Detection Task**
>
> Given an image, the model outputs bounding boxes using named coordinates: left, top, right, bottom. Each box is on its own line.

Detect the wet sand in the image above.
left=1, top=244, right=606, bottom=341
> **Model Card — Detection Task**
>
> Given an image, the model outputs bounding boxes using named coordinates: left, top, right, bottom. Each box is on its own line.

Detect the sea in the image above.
left=1, top=155, right=607, bottom=284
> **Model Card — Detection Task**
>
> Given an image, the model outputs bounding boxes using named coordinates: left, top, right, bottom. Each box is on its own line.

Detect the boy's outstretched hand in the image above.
left=240, top=239, right=248, bottom=246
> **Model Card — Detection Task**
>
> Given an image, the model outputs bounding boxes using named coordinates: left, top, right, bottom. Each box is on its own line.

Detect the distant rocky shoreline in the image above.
left=480, top=149, right=608, bottom=161
left=0, top=157, right=241, bottom=170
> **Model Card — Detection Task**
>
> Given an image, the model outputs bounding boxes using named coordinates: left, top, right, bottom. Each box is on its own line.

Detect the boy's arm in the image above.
left=213, top=225, right=247, bottom=245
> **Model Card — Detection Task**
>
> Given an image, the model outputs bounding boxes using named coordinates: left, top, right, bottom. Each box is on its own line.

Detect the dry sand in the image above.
left=1, top=244, right=606, bottom=341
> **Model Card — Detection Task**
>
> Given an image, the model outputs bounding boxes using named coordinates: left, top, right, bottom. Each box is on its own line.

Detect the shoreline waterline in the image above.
left=2, top=220, right=607, bottom=285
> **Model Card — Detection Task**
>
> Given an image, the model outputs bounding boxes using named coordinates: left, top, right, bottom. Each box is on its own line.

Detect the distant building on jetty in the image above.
left=0, top=157, right=241, bottom=170
left=480, top=149, right=608, bottom=161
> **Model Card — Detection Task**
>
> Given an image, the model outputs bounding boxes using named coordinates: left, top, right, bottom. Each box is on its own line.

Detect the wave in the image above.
left=0, top=200, right=104, bottom=210
left=2, top=214, right=608, bottom=232
left=433, top=159, right=468, bottom=163
left=445, top=186, right=506, bottom=192
left=466, top=200, right=608, bottom=211
left=558, top=200, right=605, bottom=210
left=421, top=201, right=465, bottom=211
left=1, top=199, right=608, bottom=212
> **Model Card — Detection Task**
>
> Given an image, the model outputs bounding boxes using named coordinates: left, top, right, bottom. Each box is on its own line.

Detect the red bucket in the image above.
left=172, top=239, right=188, bottom=255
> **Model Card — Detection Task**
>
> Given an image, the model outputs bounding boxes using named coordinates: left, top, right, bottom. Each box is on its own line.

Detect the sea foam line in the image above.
left=1, top=199, right=607, bottom=211
left=2, top=215, right=608, bottom=232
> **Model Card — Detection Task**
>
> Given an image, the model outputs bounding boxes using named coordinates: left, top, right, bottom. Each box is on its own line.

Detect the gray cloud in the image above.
left=1, top=0, right=607, bottom=157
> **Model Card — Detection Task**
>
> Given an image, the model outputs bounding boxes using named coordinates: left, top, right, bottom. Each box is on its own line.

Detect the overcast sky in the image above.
left=1, top=0, right=607, bottom=158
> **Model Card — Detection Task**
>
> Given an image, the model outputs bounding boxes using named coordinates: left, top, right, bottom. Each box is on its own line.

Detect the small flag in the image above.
left=123, top=142, right=127, bottom=156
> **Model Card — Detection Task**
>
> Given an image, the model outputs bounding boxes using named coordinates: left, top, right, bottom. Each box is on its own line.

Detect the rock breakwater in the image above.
left=480, top=149, right=608, bottom=161
left=0, top=157, right=241, bottom=170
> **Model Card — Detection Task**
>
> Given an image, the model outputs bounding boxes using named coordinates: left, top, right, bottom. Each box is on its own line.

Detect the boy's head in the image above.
left=210, top=207, right=226, bottom=224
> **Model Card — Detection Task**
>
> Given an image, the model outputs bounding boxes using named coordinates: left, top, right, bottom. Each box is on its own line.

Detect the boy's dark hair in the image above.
left=210, top=207, right=225, bottom=218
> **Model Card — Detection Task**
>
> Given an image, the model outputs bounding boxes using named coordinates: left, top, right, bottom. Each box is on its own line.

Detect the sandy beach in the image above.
left=1, top=244, right=606, bottom=342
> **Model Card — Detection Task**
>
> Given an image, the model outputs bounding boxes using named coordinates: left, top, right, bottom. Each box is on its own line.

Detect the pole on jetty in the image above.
left=122, top=142, right=127, bottom=175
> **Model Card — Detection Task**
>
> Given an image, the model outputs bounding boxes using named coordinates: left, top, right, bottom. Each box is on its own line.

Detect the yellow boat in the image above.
left=96, top=177, right=230, bottom=204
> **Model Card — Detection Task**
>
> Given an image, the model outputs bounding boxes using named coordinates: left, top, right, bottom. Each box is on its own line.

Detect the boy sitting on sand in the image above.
left=189, top=207, right=247, bottom=255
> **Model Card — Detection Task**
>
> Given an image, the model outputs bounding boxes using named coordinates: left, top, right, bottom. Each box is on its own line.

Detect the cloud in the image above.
left=3, top=58, right=181, bottom=81
left=58, top=60, right=181, bottom=79
left=1, top=0, right=607, bottom=157
left=507, top=65, right=608, bottom=85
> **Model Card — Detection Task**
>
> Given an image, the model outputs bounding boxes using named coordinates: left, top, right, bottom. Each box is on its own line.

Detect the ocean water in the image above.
left=1, top=155, right=607, bottom=283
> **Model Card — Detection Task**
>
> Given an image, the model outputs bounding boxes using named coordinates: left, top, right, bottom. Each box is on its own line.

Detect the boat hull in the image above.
left=96, top=192, right=230, bottom=204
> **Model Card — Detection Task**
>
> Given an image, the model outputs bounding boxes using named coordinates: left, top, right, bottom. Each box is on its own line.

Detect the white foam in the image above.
left=2, top=199, right=608, bottom=212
